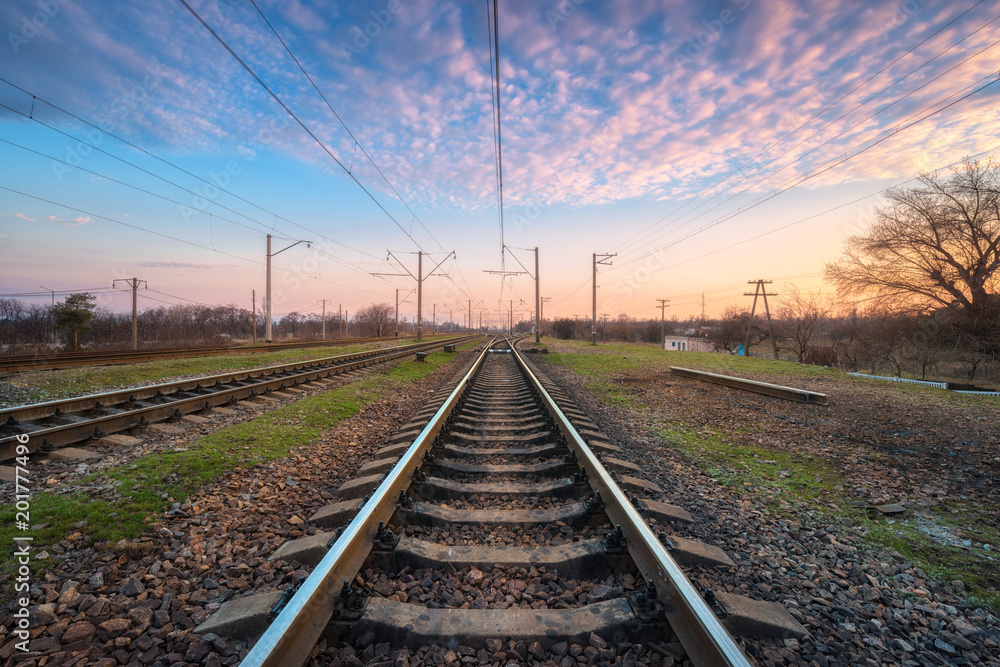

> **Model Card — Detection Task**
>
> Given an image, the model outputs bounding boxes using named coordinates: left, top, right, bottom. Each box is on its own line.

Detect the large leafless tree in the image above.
left=825, top=158, right=1000, bottom=354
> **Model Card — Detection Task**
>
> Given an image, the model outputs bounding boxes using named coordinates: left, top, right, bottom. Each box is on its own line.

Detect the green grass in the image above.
left=0, top=338, right=460, bottom=407
left=545, top=339, right=841, bottom=381
left=543, top=338, right=1000, bottom=611
left=0, top=349, right=459, bottom=598
left=655, top=424, right=846, bottom=510
left=862, top=508, right=1000, bottom=609
left=656, top=423, right=1000, bottom=610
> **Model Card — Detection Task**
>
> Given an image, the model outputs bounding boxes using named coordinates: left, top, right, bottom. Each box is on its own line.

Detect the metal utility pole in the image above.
left=592, top=253, right=616, bottom=345
left=319, top=299, right=331, bottom=339
left=449, top=309, right=453, bottom=333
left=345, top=310, right=349, bottom=336
left=394, top=289, right=412, bottom=338
left=509, top=300, right=513, bottom=333
left=373, top=250, right=454, bottom=341
left=701, top=293, right=707, bottom=323
left=113, top=277, right=147, bottom=350
left=252, top=290, right=257, bottom=343
left=656, top=298, right=671, bottom=346
left=432, top=304, right=437, bottom=334
left=266, top=234, right=311, bottom=342
left=540, top=296, right=550, bottom=338
left=534, top=247, right=540, bottom=343
left=743, top=279, right=779, bottom=359
left=39, top=285, right=56, bottom=345
left=468, top=300, right=472, bottom=333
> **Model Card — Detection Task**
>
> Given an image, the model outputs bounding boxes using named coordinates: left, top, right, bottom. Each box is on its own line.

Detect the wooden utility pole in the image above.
left=743, top=279, right=779, bottom=359
left=113, top=277, right=146, bottom=350
left=592, top=253, right=615, bottom=345
left=656, top=298, right=671, bottom=346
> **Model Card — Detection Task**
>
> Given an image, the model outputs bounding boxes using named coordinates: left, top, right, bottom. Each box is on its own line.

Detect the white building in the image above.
left=664, top=336, right=713, bottom=352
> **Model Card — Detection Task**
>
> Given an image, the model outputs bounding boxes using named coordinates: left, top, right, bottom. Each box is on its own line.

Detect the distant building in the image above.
left=664, top=336, right=713, bottom=352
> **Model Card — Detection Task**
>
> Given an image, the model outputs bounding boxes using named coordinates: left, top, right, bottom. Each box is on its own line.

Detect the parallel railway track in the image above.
left=0, top=335, right=442, bottom=373
left=213, top=337, right=772, bottom=666
left=0, top=335, right=477, bottom=462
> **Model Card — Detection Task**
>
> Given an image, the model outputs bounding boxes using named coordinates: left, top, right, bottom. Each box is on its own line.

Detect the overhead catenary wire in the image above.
left=610, top=72, right=1000, bottom=272
left=246, top=0, right=444, bottom=253
left=0, top=76, right=394, bottom=278
left=0, top=184, right=396, bottom=298
left=619, top=6, right=1000, bottom=264
left=176, top=0, right=431, bottom=254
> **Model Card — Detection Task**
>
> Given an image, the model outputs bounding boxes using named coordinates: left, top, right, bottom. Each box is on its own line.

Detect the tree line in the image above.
left=0, top=300, right=439, bottom=352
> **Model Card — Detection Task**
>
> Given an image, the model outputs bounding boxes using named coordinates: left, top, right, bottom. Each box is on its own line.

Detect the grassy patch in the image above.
left=863, top=511, right=1000, bottom=610
left=655, top=424, right=845, bottom=511
left=544, top=339, right=840, bottom=381
left=0, top=349, right=458, bottom=597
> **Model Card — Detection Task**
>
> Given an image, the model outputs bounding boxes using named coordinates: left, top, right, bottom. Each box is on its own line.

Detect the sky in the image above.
left=1, top=0, right=999, bottom=327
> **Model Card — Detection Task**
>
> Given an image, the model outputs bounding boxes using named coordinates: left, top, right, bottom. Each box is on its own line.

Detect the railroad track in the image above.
left=0, top=335, right=444, bottom=373
left=0, top=335, right=477, bottom=463
left=199, top=337, right=805, bottom=665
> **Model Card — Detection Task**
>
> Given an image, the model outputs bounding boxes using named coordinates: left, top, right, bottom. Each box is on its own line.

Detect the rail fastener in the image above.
left=670, top=366, right=829, bottom=405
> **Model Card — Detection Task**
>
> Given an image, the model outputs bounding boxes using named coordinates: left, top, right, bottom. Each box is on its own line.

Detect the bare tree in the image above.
left=353, top=303, right=394, bottom=337
left=825, top=158, right=1000, bottom=356
left=710, top=304, right=766, bottom=354
left=777, top=286, right=830, bottom=363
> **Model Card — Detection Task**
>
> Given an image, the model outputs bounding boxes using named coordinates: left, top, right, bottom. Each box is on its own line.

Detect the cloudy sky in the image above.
left=1, top=0, right=998, bottom=326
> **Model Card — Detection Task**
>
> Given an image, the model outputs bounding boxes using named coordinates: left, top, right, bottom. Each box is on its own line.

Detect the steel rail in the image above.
left=671, top=366, right=829, bottom=405
left=240, top=337, right=499, bottom=667
left=0, top=335, right=437, bottom=373
left=518, top=347, right=752, bottom=666
left=0, top=336, right=477, bottom=461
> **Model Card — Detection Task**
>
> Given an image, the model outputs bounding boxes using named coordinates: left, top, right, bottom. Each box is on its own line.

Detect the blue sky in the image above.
left=1, top=0, right=999, bottom=325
